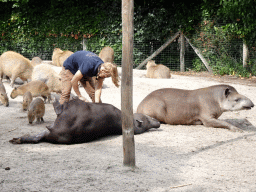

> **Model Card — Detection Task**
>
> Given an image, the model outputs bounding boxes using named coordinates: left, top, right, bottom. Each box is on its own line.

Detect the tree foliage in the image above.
left=203, top=0, right=256, bottom=43
left=1, top=0, right=256, bottom=76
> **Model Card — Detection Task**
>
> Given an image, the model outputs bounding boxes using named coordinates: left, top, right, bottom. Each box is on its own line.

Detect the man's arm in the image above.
left=71, top=70, right=87, bottom=101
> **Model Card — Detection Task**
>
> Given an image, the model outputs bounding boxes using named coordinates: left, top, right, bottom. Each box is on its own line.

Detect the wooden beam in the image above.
left=136, top=32, right=180, bottom=69
left=121, top=0, right=135, bottom=167
left=184, top=35, right=213, bottom=74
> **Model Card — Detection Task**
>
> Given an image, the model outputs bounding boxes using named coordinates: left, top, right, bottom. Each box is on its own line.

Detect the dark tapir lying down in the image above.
left=10, top=98, right=160, bottom=144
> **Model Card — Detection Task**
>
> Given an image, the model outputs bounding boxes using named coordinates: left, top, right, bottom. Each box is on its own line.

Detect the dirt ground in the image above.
left=1, top=68, right=256, bottom=192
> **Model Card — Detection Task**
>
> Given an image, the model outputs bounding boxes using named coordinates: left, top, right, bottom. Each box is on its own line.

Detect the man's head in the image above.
left=98, top=62, right=120, bottom=87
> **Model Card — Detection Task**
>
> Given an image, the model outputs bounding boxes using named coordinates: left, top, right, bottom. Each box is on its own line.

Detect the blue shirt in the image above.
left=63, top=51, right=103, bottom=77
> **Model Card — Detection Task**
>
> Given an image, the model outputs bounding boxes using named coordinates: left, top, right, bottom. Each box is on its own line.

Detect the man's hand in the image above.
left=78, top=95, right=88, bottom=102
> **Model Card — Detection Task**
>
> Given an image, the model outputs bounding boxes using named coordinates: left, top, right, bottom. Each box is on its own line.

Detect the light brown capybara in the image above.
left=0, top=81, right=9, bottom=107
left=28, top=98, right=45, bottom=124
left=22, top=91, right=33, bottom=111
left=52, top=48, right=73, bottom=67
left=31, top=57, right=43, bottom=66
left=0, top=51, right=34, bottom=87
left=99, top=46, right=114, bottom=63
left=31, top=64, right=62, bottom=93
left=146, top=60, right=171, bottom=79
left=10, top=80, right=51, bottom=103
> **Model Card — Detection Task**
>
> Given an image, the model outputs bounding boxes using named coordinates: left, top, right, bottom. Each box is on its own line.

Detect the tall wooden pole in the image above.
left=122, top=0, right=135, bottom=167
left=243, top=40, right=249, bottom=68
left=180, top=32, right=185, bottom=72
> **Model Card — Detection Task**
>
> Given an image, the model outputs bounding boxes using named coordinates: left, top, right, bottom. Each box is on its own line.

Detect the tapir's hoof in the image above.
left=9, top=138, right=22, bottom=144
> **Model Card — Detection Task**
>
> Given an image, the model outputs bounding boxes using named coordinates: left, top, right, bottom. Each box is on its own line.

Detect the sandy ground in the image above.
left=0, top=68, right=256, bottom=192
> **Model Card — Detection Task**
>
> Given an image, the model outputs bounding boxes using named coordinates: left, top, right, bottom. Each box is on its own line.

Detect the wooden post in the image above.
left=122, top=0, right=135, bottom=167
left=184, top=35, right=213, bottom=74
left=243, top=40, right=249, bottom=68
left=82, top=38, right=87, bottom=50
left=180, top=32, right=185, bottom=72
left=136, top=32, right=180, bottom=69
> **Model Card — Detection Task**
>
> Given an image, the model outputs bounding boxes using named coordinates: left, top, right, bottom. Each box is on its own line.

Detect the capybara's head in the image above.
left=28, top=110, right=35, bottom=124
left=10, top=87, right=18, bottom=99
left=31, top=57, right=42, bottom=66
left=0, top=93, right=9, bottom=107
left=23, top=100, right=30, bottom=111
left=146, top=60, right=157, bottom=69
left=221, top=86, right=254, bottom=112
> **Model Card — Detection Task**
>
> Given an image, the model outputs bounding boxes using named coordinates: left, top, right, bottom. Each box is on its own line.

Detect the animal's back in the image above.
left=137, top=88, right=199, bottom=124
left=99, top=46, right=114, bottom=63
left=30, top=98, right=45, bottom=113
left=153, top=64, right=171, bottom=78
left=32, top=64, right=59, bottom=83
left=50, top=99, right=122, bottom=143
left=146, top=60, right=171, bottom=79
left=0, top=51, right=33, bottom=85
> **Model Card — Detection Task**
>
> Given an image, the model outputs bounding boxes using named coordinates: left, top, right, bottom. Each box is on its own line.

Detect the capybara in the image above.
left=32, top=64, right=62, bottom=93
left=0, top=81, right=9, bottom=107
left=137, top=84, right=254, bottom=132
left=10, top=80, right=51, bottom=103
left=0, top=51, right=34, bottom=87
left=27, top=98, right=45, bottom=124
left=10, top=98, right=160, bottom=144
left=52, top=48, right=73, bottom=67
left=22, top=91, right=33, bottom=111
left=146, top=60, right=171, bottom=79
left=99, top=46, right=114, bottom=63
left=31, top=57, right=43, bottom=66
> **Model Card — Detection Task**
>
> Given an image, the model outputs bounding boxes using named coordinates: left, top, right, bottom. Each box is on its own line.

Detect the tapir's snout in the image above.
left=244, top=100, right=254, bottom=110
left=152, top=118, right=161, bottom=128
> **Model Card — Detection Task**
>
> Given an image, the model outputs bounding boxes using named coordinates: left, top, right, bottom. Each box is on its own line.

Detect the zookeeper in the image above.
left=59, top=50, right=120, bottom=104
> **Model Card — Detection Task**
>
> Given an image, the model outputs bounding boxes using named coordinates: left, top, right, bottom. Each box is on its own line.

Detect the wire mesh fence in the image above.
left=0, top=31, right=255, bottom=74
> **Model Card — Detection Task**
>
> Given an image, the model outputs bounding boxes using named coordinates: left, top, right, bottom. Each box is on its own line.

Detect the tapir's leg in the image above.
left=200, top=117, right=243, bottom=132
left=9, top=130, right=50, bottom=144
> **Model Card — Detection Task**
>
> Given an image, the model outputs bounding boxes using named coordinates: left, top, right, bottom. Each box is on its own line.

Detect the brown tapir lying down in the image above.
left=137, top=84, right=254, bottom=132
left=10, top=98, right=160, bottom=144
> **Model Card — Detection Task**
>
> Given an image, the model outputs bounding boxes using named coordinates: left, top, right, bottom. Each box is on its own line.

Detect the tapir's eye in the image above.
left=235, top=98, right=241, bottom=102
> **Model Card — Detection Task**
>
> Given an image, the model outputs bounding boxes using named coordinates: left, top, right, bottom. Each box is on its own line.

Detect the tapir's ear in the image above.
left=225, top=88, right=231, bottom=98
left=53, top=97, right=63, bottom=115
left=136, top=120, right=143, bottom=128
